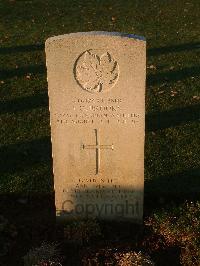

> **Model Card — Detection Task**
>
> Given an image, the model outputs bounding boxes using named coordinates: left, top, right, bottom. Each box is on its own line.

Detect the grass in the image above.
left=0, top=0, right=200, bottom=264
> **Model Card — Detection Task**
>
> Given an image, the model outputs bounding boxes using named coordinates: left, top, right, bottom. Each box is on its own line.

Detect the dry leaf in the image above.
left=192, top=96, right=200, bottom=100
left=148, top=65, right=156, bottom=70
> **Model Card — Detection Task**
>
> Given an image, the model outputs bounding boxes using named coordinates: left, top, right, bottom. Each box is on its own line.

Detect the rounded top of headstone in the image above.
left=45, top=31, right=146, bottom=46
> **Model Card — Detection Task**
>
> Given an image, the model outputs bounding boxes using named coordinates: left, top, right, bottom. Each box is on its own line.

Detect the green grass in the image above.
left=0, top=0, right=200, bottom=199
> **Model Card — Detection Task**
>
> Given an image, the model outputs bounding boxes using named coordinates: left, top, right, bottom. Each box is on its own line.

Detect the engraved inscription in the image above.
left=54, top=97, right=141, bottom=125
left=74, top=50, right=119, bottom=93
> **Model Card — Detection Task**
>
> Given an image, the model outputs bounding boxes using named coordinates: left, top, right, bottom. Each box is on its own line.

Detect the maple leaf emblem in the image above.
left=74, top=50, right=119, bottom=93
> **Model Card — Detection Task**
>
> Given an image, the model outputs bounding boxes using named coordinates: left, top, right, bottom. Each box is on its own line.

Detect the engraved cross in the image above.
left=82, top=129, right=114, bottom=175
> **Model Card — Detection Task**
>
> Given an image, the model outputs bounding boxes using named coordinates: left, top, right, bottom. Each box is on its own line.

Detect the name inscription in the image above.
left=54, top=97, right=141, bottom=125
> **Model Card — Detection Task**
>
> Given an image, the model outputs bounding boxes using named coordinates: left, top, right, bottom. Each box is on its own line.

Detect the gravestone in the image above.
left=45, top=32, right=146, bottom=222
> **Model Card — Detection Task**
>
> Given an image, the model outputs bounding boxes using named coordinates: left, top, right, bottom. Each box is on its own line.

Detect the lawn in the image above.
left=0, top=0, right=200, bottom=265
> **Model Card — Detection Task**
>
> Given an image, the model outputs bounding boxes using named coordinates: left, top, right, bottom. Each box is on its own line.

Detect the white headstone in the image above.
left=45, top=32, right=146, bottom=222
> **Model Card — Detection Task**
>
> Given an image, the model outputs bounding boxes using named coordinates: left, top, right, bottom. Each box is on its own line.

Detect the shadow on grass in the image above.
left=146, top=104, right=200, bottom=131
left=148, top=41, right=200, bottom=56
left=0, top=64, right=46, bottom=79
left=0, top=43, right=44, bottom=54
left=0, top=191, right=56, bottom=266
left=0, top=136, right=52, bottom=175
left=0, top=92, right=48, bottom=114
left=0, top=192, right=55, bottom=224
left=144, top=167, right=200, bottom=215
left=147, top=65, right=200, bottom=86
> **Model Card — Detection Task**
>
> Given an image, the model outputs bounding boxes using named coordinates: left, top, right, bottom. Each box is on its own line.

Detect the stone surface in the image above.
left=45, top=32, right=146, bottom=222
